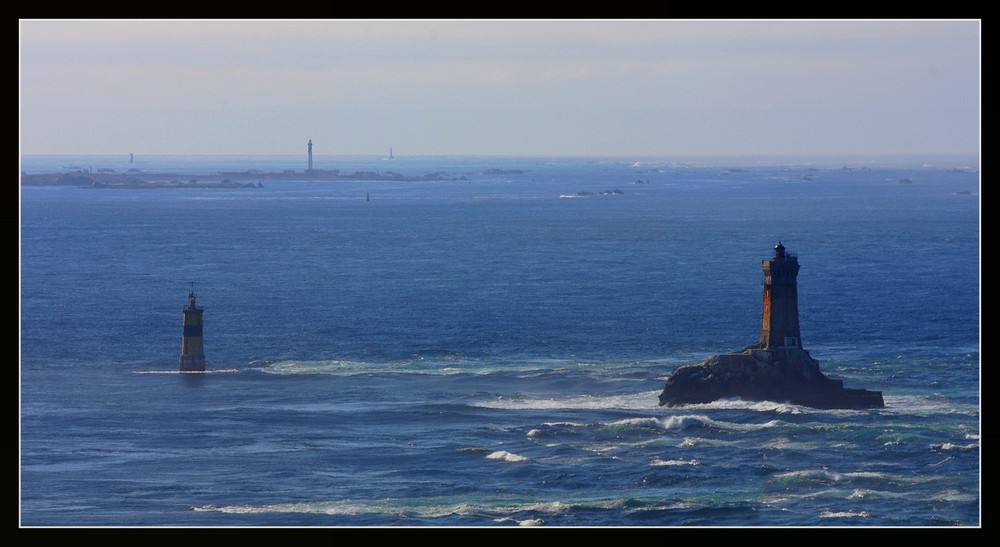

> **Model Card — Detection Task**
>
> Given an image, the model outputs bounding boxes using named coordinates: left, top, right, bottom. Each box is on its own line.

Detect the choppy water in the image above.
left=20, top=155, right=980, bottom=526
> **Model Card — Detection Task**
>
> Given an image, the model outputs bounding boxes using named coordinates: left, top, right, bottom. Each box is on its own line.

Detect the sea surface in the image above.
left=19, top=154, right=980, bottom=527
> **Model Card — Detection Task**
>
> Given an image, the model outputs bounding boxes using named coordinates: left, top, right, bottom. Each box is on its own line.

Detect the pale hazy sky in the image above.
left=19, top=19, right=980, bottom=158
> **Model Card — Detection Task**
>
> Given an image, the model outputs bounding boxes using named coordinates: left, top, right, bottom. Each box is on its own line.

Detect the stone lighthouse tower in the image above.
left=658, top=241, right=885, bottom=409
left=179, top=288, right=206, bottom=371
left=307, top=139, right=313, bottom=172
left=759, top=242, right=802, bottom=350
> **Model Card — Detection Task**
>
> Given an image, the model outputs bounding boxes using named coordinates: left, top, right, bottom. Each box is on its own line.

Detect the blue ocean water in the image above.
left=20, top=154, right=980, bottom=527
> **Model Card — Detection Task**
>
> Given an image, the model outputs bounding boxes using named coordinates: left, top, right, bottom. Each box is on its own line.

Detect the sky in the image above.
left=19, top=19, right=981, bottom=159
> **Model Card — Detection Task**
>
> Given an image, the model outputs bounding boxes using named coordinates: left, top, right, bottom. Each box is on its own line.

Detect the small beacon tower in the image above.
left=307, top=139, right=313, bottom=172
left=179, top=288, right=206, bottom=371
left=759, top=242, right=802, bottom=350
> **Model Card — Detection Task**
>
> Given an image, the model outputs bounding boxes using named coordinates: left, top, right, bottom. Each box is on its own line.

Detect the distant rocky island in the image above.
left=21, top=168, right=469, bottom=189
left=658, top=243, right=884, bottom=410
left=21, top=172, right=261, bottom=189
left=223, top=168, right=469, bottom=182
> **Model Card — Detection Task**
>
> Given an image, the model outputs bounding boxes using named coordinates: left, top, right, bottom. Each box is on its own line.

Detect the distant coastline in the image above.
left=20, top=168, right=471, bottom=188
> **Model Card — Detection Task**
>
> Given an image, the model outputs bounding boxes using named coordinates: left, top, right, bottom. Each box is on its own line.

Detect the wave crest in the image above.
left=487, top=450, right=529, bottom=463
left=773, top=469, right=891, bottom=484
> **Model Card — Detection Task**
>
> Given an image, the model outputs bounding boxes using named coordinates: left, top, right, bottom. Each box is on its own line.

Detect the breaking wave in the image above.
left=486, top=451, right=529, bottom=463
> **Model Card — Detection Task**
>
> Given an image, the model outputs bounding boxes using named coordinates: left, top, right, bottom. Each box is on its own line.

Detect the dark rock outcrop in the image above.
left=658, top=347, right=884, bottom=409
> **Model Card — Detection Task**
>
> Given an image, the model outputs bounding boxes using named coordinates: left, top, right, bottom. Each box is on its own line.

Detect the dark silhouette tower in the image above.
left=759, top=242, right=802, bottom=350
left=307, top=139, right=313, bottom=172
left=179, top=288, right=206, bottom=371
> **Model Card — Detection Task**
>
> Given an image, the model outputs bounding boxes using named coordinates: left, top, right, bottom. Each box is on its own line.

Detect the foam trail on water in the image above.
left=770, top=469, right=940, bottom=488
left=193, top=496, right=594, bottom=520
left=820, top=510, right=870, bottom=519
left=882, top=395, right=979, bottom=417
left=475, top=391, right=662, bottom=411
left=601, top=415, right=786, bottom=433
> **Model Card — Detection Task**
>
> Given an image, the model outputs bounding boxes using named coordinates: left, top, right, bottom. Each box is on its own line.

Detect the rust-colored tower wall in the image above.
left=759, top=243, right=802, bottom=350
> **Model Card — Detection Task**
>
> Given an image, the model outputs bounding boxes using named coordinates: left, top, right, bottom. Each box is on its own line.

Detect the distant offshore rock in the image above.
left=658, top=347, right=884, bottom=409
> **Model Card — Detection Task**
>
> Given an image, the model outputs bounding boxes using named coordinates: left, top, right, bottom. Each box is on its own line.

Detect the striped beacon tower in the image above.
left=179, top=286, right=206, bottom=371
left=759, top=241, right=802, bottom=351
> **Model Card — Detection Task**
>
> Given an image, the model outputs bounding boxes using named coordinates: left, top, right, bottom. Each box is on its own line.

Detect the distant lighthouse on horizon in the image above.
left=307, top=139, right=313, bottom=172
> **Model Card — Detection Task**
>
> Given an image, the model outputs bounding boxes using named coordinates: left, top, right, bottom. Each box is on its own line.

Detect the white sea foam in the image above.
left=650, top=458, right=700, bottom=466
left=541, top=422, right=589, bottom=428
left=659, top=415, right=714, bottom=430
left=773, top=469, right=892, bottom=483
left=760, top=437, right=821, bottom=451
left=261, top=357, right=541, bottom=377
left=933, top=489, right=980, bottom=503
left=844, top=471, right=890, bottom=479
left=932, top=442, right=979, bottom=451
left=820, top=510, right=870, bottom=519
left=775, top=469, right=847, bottom=482
left=599, top=414, right=784, bottom=434
left=848, top=489, right=903, bottom=500
left=882, top=395, right=979, bottom=417
left=683, top=398, right=806, bottom=414
left=666, top=397, right=866, bottom=416
left=193, top=497, right=580, bottom=519
left=518, top=518, right=545, bottom=526
left=474, top=391, right=662, bottom=411
left=487, top=450, right=529, bottom=463
left=583, top=443, right=623, bottom=454
left=192, top=501, right=361, bottom=516
left=262, top=360, right=368, bottom=376
left=603, top=417, right=665, bottom=430
left=133, top=369, right=239, bottom=374
left=671, top=415, right=784, bottom=432
left=526, top=429, right=541, bottom=437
